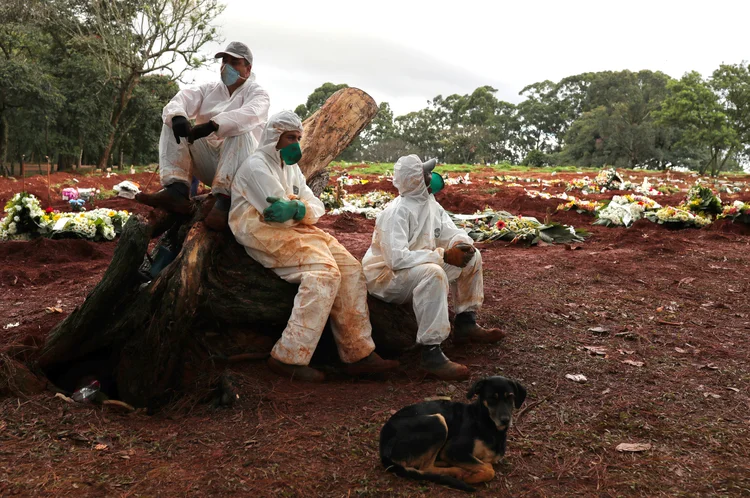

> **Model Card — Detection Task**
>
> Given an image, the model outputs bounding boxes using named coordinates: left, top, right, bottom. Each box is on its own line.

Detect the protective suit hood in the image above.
left=393, top=155, right=430, bottom=202
left=258, top=110, right=303, bottom=155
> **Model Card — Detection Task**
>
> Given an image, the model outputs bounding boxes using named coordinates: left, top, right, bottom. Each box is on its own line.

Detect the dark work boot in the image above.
left=344, top=352, right=400, bottom=376
left=453, top=311, right=506, bottom=345
left=203, top=193, right=230, bottom=231
left=267, top=357, right=325, bottom=383
left=135, top=182, right=192, bottom=214
left=420, top=345, right=470, bottom=381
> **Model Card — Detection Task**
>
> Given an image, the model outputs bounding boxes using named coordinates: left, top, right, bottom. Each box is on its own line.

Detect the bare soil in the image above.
left=1, top=168, right=749, bottom=497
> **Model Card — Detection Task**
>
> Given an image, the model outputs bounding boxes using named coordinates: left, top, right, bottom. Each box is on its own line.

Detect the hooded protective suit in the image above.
left=159, top=74, right=270, bottom=196
left=362, top=155, right=484, bottom=345
left=229, top=110, right=375, bottom=366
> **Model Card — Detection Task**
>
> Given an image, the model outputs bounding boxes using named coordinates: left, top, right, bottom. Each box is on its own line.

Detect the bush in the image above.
left=521, top=149, right=551, bottom=167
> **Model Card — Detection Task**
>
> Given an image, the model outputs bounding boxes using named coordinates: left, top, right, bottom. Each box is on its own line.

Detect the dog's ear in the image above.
left=467, top=379, right=485, bottom=400
left=511, top=380, right=527, bottom=408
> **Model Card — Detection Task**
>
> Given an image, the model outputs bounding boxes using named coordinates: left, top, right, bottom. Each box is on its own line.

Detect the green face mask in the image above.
left=279, top=142, right=302, bottom=165
left=429, top=172, right=445, bottom=195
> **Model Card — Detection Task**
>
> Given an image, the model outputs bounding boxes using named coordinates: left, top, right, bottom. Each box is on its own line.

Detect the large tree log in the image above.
left=36, top=89, right=417, bottom=410
left=299, top=87, right=378, bottom=194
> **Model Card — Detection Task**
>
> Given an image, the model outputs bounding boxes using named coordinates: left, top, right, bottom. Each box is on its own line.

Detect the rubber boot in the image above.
left=135, top=182, right=192, bottom=214
left=453, top=312, right=506, bottom=345
left=203, top=194, right=229, bottom=231
left=344, top=351, right=400, bottom=376
left=420, top=345, right=470, bottom=381
left=267, top=357, right=325, bottom=383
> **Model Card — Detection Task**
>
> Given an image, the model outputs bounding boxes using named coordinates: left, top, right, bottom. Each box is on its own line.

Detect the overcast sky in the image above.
left=182, top=0, right=749, bottom=117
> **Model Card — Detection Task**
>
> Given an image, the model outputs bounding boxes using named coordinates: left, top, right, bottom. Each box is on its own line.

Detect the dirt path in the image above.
left=1, top=168, right=749, bottom=496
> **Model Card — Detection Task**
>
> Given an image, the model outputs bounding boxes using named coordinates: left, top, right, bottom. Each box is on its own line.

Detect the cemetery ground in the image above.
left=1, top=165, right=749, bottom=496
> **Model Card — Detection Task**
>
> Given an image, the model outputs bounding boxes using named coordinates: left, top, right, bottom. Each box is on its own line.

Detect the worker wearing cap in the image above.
left=362, top=155, right=506, bottom=381
left=137, top=41, right=270, bottom=231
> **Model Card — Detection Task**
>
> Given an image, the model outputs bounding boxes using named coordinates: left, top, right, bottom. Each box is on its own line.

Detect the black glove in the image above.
left=171, top=116, right=191, bottom=144
left=188, top=121, right=218, bottom=144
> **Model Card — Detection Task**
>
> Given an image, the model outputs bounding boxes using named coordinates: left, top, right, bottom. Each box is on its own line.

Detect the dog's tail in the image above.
left=381, top=456, right=476, bottom=493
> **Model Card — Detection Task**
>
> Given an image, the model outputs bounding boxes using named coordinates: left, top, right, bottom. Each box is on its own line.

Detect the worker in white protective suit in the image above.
left=136, top=41, right=270, bottom=231
left=229, top=110, right=400, bottom=382
left=363, top=155, right=506, bottom=381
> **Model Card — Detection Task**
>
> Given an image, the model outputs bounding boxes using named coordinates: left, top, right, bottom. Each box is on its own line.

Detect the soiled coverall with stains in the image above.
left=159, top=75, right=270, bottom=196
left=229, top=111, right=376, bottom=366
left=362, top=155, right=484, bottom=346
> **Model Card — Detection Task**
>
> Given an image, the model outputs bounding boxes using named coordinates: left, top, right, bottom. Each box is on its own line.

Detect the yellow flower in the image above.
left=108, top=210, right=116, bottom=217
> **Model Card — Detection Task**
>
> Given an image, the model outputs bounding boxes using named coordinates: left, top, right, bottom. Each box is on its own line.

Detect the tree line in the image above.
left=2, top=0, right=748, bottom=177
left=0, top=0, right=222, bottom=175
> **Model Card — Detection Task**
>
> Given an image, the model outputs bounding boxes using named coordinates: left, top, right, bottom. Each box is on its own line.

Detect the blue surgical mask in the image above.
left=221, top=64, right=241, bottom=86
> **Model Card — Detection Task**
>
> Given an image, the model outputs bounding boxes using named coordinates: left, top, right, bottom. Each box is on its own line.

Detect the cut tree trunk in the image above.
left=35, top=89, right=415, bottom=411
left=299, top=87, right=378, bottom=195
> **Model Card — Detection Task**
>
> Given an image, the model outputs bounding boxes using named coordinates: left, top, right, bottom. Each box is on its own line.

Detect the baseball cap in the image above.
left=215, top=41, right=253, bottom=65
left=421, top=158, right=438, bottom=175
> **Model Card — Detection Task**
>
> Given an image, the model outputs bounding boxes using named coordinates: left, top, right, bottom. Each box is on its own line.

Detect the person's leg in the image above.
left=268, top=265, right=340, bottom=382
left=205, top=133, right=257, bottom=230
left=212, top=132, right=258, bottom=196
left=385, top=263, right=469, bottom=380
left=325, top=239, right=399, bottom=375
left=445, top=252, right=505, bottom=344
left=135, top=124, right=193, bottom=213
left=187, top=136, right=221, bottom=188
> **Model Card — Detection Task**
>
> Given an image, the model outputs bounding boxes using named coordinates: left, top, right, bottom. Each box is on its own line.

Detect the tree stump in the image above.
left=35, top=89, right=418, bottom=410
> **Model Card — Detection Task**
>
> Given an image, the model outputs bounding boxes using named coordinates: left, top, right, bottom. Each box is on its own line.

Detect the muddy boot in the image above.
left=204, top=194, right=230, bottom=231
left=453, top=312, right=506, bottom=345
left=267, top=357, right=325, bottom=383
left=344, top=352, right=400, bottom=376
left=135, top=182, right=192, bottom=215
left=420, top=345, right=470, bottom=381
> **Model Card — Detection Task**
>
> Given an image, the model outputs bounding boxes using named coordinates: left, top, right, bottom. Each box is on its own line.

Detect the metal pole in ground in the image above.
left=46, top=155, right=51, bottom=206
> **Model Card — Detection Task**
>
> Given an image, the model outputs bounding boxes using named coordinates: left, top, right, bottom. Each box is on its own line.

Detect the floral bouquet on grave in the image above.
left=329, top=190, right=395, bottom=219
left=449, top=209, right=587, bottom=245
left=556, top=196, right=605, bottom=215
left=593, top=195, right=661, bottom=227
left=0, top=193, right=45, bottom=241
left=717, top=200, right=750, bottom=224
left=644, top=205, right=712, bottom=229
left=594, top=168, right=625, bottom=190
left=683, top=184, right=722, bottom=215
left=37, top=208, right=131, bottom=241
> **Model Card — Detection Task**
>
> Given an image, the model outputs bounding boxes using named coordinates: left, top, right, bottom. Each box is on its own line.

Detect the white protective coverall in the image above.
left=362, top=155, right=484, bottom=345
left=229, top=111, right=376, bottom=366
left=159, top=75, right=270, bottom=196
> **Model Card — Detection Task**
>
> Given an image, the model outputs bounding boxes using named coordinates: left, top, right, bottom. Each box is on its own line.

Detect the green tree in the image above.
left=50, top=0, right=225, bottom=169
left=357, top=102, right=403, bottom=162
left=294, top=82, right=348, bottom=120
left=711, top=63, right=750, bottom=169
left=656, top=71, right=738, bottom=176
left=561, top=70, right=677, bottom=169
left=0, top=0, right=63, bottom=174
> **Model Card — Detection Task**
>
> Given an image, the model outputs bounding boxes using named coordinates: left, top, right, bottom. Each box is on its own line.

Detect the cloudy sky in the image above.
left=182, top=0, right=748, bottom=117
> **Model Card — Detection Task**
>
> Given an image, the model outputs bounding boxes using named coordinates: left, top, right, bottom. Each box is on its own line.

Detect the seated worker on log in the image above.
left=362, top=155, right=506, bottom=381
left=136, top=41, right=270, bottom=231
left=228, top=110, right=399, bottom=382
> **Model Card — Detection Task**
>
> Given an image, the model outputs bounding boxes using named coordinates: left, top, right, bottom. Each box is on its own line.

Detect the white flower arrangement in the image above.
left=0, top=192, right=130, bottom=242
left=0, top=192, right=46, bottom=240
left=329, top=190, right=395, bottom=219
left=593, top=195, right=662, bottom=227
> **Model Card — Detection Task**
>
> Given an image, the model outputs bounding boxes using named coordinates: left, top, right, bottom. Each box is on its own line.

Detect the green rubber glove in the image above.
left=263, top=196, right=306, bottom=223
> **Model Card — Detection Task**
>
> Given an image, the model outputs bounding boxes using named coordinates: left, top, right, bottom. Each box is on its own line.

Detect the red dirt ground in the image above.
left=1, top=167, right=750, bottom=497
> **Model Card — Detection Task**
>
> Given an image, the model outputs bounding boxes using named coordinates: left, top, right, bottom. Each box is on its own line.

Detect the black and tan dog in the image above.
left=379, top=376, right=526, bottom=492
